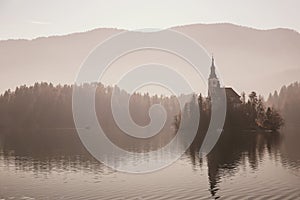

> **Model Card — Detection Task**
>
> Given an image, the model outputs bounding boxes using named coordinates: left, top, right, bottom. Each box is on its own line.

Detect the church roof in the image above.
left=224, top=87, right=240, bottom=98
left=224, top=87, right=241, bottom=103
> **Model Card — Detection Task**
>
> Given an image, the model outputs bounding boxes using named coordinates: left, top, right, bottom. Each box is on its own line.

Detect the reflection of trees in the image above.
left=0, top=152, right=110, bottom=175
left=188, top=128, right=282, bottom=199
left=279, top=126, right=300, bottom=169
left=0, top=83, right=182, bottom=152
left=0, top=129, right=109, bottom=174
left=0, top=82, right=298, bottom=196
left=177, top=90, right=286, bottom=198
left=267, top=82, right=300, bottom=168
left=1, top=132, right=119, bottom=176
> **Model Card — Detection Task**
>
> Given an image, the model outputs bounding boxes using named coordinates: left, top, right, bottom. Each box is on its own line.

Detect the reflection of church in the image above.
left=208, top=56, right=241, bottom=106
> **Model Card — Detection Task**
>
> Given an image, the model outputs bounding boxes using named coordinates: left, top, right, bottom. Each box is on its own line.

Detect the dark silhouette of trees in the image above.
left=0, top=82, right=284, bottom=138
left=264, top=107, right=284, bottom=131
left=176, top=90, right=283, bottom=132
left=0, top=83, right=74, bottom=129
left=0, top=82, right=182, bottom=152
left=267, top=82, right=300, bottom=126
left=0, top=82, right=187, bottom=154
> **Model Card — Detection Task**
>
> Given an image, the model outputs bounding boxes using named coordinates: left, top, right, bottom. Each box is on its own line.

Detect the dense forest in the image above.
left=0, top=82, right=289, bottom=159
left=0, top=82, right=283, bottom=133
left=267, top=82, right=300, bottom=126
left=178, top=91, right=283, bottom=132
left=0, top=82, right=181, bottom=151
left=0, top=82, right=179, bottom=130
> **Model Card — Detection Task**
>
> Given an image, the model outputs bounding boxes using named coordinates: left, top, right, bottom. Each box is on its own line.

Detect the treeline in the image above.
left=0, top=82, right=185, bottom=152
left=0, top=82, right=283, bottom=133
left=0, top=82, right=180, bottom=131
left=267, top=82, right=300, bottom=126
left=180, top=91, right=283, bottom=131
left=0, top=83, right=73, bottom=129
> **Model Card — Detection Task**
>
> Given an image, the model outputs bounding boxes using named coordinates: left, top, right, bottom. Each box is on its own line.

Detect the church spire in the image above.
left=209, top=55, right=217, bottom=79
left=208, top=55, right=220, bottom=96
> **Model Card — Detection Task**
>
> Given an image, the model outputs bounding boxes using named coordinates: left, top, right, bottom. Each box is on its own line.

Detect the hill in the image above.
left=1, top=23, right=300, bottom=96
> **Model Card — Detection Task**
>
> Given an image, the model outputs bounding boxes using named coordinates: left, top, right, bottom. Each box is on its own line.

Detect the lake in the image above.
left=0, top=127, right=299, bottom=200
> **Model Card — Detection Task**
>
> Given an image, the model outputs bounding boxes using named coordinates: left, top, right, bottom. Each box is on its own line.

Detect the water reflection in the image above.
left=188, top=126, right=300, bottom=199
left=0, top=129, right=111, bottom=175
left=0, top=126, right=299, bottom=199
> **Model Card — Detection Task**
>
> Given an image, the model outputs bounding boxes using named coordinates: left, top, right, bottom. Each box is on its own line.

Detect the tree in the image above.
left=248, top=91, right=258, bottom=107
left=241, top=92, right=246, bottom=104
left=264, top=107, right=284, bottom=131
left=256, top=96, right=266, bottom=128
left=247, top=91, right=258, bottom=127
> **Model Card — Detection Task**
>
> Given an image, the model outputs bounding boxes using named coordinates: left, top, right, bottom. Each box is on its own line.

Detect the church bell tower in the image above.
left=208, top=56, right=220, bottom=97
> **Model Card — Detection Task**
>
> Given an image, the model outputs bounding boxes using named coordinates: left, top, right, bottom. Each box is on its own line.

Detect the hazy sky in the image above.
left=0, top=0, right=299, bottom=40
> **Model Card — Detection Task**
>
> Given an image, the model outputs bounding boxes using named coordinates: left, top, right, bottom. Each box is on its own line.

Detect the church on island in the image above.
left=208, top=56, right=241, bottom=107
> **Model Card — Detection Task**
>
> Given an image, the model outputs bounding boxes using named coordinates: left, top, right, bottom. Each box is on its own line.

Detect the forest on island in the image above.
left=176, top=90, right=283, bottom=132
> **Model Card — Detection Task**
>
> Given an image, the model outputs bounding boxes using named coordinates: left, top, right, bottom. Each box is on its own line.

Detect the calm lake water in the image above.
left=0, top=128, right=299, bottom=200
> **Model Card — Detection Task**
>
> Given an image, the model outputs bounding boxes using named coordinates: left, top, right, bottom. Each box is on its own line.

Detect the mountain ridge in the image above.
left=1, top=23, right=299, bottom=42
left=1, top=23, right=300, bottom=97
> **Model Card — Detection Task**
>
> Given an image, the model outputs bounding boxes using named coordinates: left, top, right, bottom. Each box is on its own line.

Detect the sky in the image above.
left=0, top=0, right=300, bottom=40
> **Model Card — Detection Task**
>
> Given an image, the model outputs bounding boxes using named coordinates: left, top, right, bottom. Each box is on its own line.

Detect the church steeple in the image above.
left=208, top=55, right=220, bottom=96
left=209, top=55, right=217, bottom=79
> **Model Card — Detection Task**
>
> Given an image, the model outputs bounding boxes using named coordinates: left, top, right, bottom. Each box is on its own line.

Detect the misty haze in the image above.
left=0, top=2, right=300, bottom=199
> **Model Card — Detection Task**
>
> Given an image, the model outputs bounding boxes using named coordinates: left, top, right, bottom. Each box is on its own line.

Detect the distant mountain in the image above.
left=1, top=23, right=300, bottom=96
